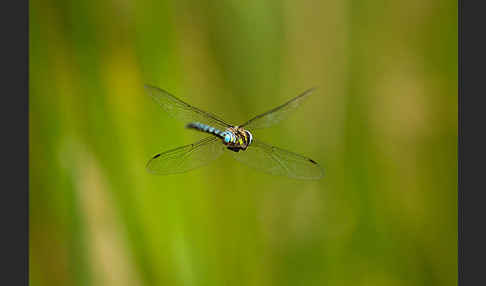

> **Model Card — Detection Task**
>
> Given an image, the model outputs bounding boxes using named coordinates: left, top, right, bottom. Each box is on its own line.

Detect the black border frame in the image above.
left=459, top=0, right=486, bottom=285
left=1, top=0, right=29, bottom=284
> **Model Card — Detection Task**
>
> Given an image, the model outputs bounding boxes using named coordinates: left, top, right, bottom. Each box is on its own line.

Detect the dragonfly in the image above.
left=145, top=84, right=323, bottom=180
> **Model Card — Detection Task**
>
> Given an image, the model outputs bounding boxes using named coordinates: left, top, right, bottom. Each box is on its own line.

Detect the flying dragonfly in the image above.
left=145, top=84, right=323, bottom=180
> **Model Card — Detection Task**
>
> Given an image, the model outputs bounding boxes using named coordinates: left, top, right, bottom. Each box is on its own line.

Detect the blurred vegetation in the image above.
left=30, top=0, right=457, bottom=285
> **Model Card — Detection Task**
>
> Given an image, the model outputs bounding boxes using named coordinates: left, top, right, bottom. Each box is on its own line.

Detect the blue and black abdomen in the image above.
left=186, top=122, right=238, bottom=145
left=186, top=122, right=223, bottom=136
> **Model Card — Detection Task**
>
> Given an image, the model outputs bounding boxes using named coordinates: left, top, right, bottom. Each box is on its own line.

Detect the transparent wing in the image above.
left=145, top=84, right=231, bottom=130
left=240, top=88, right=316, bottom=130
left=147, top=136, right=224, bottom=175
left=231, top=140, right=323, bottom=180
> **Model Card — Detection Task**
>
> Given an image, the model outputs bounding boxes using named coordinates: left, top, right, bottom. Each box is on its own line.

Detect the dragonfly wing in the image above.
left=240, top=88, right=316, bottom=130
left=231, top=139, right=323, bottom=180
left=145, top=84, right=231, bottom=130
left=147, top=136, right=224, bottom=175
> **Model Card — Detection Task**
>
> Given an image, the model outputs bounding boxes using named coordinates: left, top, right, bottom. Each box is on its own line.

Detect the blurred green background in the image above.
left=29, top=0, right=457, bottom=285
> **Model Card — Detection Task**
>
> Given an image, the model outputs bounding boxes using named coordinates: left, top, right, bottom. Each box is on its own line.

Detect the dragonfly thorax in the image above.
left=221, top=126, right=253, bottom=152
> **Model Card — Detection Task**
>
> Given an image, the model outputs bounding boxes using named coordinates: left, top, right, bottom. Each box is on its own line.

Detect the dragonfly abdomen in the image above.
left=186, top=122, right=239, bottom=146
left=186, top=122, right=224, bottom=137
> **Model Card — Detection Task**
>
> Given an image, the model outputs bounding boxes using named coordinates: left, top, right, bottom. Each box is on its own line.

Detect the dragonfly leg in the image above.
left=227, top=147, right=240, bottom=152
